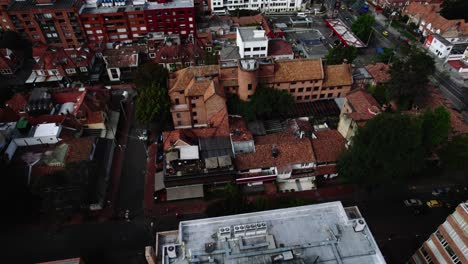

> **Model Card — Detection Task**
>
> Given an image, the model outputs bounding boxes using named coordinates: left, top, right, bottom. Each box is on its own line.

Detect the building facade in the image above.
left=409, top=202, right=468, bottom=264
left=211, top=0, right=304, bottom=15
left=424, top=34, right=454, bottom=59
left=236, top=27, right=268, bottom=59
left=8, top=0, right=85, bottom=48
left=144, top=0, right=196, bottom=38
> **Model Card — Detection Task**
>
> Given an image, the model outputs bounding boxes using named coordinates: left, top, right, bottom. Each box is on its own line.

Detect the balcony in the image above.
left=236, top=170, right=277, bottom=184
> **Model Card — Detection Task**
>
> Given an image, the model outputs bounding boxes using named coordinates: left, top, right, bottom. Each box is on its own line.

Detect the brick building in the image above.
left=144, top=0, right=196, bottom=37
left=409, top=202, right=468, bottom=264
left=7, top=0, right=85, bottom=48
left=0, top=0, right=13, bottom=31
left=80, top=4, right=147, bottom=47
left=0, top=48, right=23, bottom=75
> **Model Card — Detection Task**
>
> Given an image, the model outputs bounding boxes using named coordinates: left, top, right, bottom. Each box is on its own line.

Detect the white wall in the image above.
left=427, top=37, right=453, bottom=59
left=236, top=28, right=268, bottom=59
left=211, top=0, right=303, bottom=13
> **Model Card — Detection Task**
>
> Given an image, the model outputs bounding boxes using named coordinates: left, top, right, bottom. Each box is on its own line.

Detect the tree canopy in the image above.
left=440, top=0, right=468, bottom=22
left=338, top=107, right=451, bottom=185
left=439, top=135, right=468, bottom=172
left=386, top=47, right=435, bottom=108
left=227, top=86, right=295, bottom=121
left=325, top=45, right=358, bottom=65
left=351, top=14, right=375, bottom=44
left=134, top=63, right=171, bottom=124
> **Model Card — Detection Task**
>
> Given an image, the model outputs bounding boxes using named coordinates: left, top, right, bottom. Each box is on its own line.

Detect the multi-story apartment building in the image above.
left=409, top=202, right=468, bottom=264
left=7, top=0, right=85, bottom=48
left=80, top=3, right=147, bottom=47
left=236, top=27, right=268, bottom=59
left=0, top=0, right=13, bottom=31
left=211, top=0, right=303, bottom=14
left=144, top=0, right=196, bottom=37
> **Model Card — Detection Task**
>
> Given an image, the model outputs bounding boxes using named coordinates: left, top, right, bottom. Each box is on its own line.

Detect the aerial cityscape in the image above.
left=0, top=0, right=466, bottom=263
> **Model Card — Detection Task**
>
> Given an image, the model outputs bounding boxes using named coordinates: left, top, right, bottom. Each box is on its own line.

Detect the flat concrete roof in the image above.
left=238, top=27, right=268, bottom=42
left=156, top=201, right=386, bottom=264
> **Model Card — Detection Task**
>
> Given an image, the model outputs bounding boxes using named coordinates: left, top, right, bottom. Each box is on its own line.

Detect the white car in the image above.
left=404, top=199, right=422, bottom=207
left=138, top=130, right=148, bottom=141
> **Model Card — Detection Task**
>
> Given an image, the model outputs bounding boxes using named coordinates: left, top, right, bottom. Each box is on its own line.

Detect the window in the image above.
left=177, top=121, right=182, bottom=126
left=149, top=53, right=155, bottom=58
left=327, top=93, right=333, bottom=98
left=247, top=95, right=252, bottom=99
left=291, top=81, right=296, bottom=85
left=290, top=88, right=295, bottom=93
left=86, top=30, right=93, bottom=34
left=248, top=84, right=252, bottom=90
left=305, top=95, right=310, bottom=100
left=306, top=87, right=312, bottom=91
left=320, top=94, right=325, bottom=99
left=244, top=48, right=251, bottom=52
left=313, top=87, right=319, bottom=91
left=298, top=88, right=304, bottom=92
left=66, top=68, right=76, bottom=74
left=176, top=113, right=181, bottom=118
left=175, top=98, right=180, bottom=105
left=44, top=13, right=52, bottom=19
left=260, top=47, right=266, bottom=50
left=419, top=247, right=433, bottom=264
left=297, top=96, right=302, bottom=100
left=193, top=120, right=198, bottom=124
left=80, top=67, right=88, bottom=72
left=192, top=112, right=197, bottom=116
left=253, top=47, right=260, bottom=51
left=191, top=103, right=196, bottom=108
left=312, top=95, right=318, bottom=99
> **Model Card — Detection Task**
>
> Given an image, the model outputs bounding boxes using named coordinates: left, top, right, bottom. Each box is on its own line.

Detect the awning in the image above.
left=166, top=184, right=204, bottom=201
left=154, top=171, right=165, bottom=192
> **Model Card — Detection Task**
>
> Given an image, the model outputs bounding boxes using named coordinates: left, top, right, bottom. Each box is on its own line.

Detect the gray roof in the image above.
left=353, top=67, right=372, bottom=80
left=166, top=184, right=204, bottom=201
left=433, top=34, right=451, bottom=46
left=238, top=27, right=268, bottom=42
left=146, top=0, right=194, bottom=10
left=220, top=46, right=240, bottom=61
left=156, top=201, right=386, bottom=264
left=82, top=5, right=144, bottom=15
left=8, top=0, right=79, bottom=12
left=199, top=137, right=233, bottom=159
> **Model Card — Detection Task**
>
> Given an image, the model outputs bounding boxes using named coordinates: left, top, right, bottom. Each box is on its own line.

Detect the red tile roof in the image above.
left=345, top=89, right=381, bottom=121
left=0, top=107, right=19, bottom=122
left=235, top=137, right=315, bottom=171
left=65, top=137, right=94, bottom=163
left=311, top=130, right=346, bottom=163
left=447, top=60, right=468, bottom=70
left=151, top=39, right=206, bottom=65
left=316, top=164, right=337, bottom=175
left=34, top=46, right=94, bottom=72
left=268, top=39, right=293, bottom=57
left=365, top=62, right=391, bottom=83
left=229, top=116, right=253, bottom=141
left=5, top=93, right=28, bottom=113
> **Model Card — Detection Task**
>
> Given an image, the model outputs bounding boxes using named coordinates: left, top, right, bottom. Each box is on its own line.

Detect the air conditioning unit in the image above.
left=353, top=219, right=366, bottom=232
left=256, top=222, right=267, bottom=235
left=233, top=224, right=246, bottom=237
left=218, top=226, right=232, bottom=239
left=166, top=244, right=177, bottom=258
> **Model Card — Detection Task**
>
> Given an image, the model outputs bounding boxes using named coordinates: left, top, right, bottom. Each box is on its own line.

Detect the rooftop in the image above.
left=274, top=58, right=324, bottom=82
left=156, top=201, right=385, bottom=264
left=146, top=0, right=194, bottom=10
left=325, top=19, right=366, bottom=48
left=365, top=63, right=391, bottom=84
left=237, top=27, right=268, bottom=42
left=229, top=116, right=253, bottom=142
left=311, top=129, right=346, bottom=163
left=323, top=64, right=353, bottom=87
left=346, top=89, right=381, bottom=122
left=8, top=0, right=80, bottom=12
left=268, top=39, right=293, bottom=57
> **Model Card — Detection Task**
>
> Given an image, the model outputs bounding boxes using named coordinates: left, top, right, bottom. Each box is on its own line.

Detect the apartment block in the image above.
left=80, top=4, right=147, bottom=46
left=8, top=0, right=85, bottom=48
left=236, top=27, right=268, bottom=59
left=211, top=0, right=303, bottom=15
left=409, top=202, right=468, bottom=264
left=144, top=0, right=196, bottom=38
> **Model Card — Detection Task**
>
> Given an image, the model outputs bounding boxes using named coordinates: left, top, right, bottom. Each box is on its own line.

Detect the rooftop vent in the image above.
left=272, top=145, right=278, bottom=158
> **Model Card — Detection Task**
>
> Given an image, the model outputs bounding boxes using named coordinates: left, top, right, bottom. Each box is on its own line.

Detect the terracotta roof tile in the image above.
left=315, top=164, right=337, bottom=175
left=311, top=130, right=346, bottom=163
left=274, top=59, right=324, bottom=82
left=229, top=116, right=253, bottom=141
left=365, top=63, right=391, bottom=83
left=235, top=137, right=315, bottom=170
left=65, top=137, right=94, bottom=163
left=169, top=65, right=219, bottom=93
left=345, top=89, right=381, bottom=121
left=268, top=39, right=293, bottom=57
left=323, top=64, right=353, bottom=87
left=5, top=93, right=29, bottom=113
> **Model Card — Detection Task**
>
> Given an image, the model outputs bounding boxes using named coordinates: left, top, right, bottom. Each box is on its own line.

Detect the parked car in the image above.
left=404, top=199, right=422, bottom=207
left=138, top=129, right=148, bottom=141
left=382, top=31, right=389, bottom=37
left=432, top=187, right=450, bottom=196
left=426, top=200, right=442, bottom=208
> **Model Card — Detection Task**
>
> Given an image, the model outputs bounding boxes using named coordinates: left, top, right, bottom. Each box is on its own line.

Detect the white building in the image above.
left=211, top=0, right=303, bottom=14
left=152, top=201, right=386, bottom=264
left=424, top=34, right=453, bottom=59
left=236, top=27, right=268, bottom=59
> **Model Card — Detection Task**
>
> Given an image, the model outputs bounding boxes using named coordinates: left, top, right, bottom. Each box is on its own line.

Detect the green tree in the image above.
left=376, top=48, right=394, bottom=63
left=421, top=106, right=451, bottom=152
left=367, top=84, right=387, bottom=105
left=440, top=0, right=468, bottom=22
left=351, top=13, right=375, bottom=43
left=439, top=135, right=468, bottom=172
left=134, top=63, right=169, bottom=90
left=250, top=86, right=294, bottom=120
left=325, top=45, right=358, bottom=65
left=136, top=82, right=171, bottom=124
left=386, top=47, right=435, bottom=108
left=337, top=113, right=425, bottom=185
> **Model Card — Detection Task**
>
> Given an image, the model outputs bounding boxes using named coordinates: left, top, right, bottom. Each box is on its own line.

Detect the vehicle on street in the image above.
left=432, top=187, right=450, bottom=196
left=139, top=129, right=148, bottom=141
left=426, top=200, right=442, bottom=208
left=404, top=199, right=422, bottom=207
left=382, top=31, right=389, bottom=37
